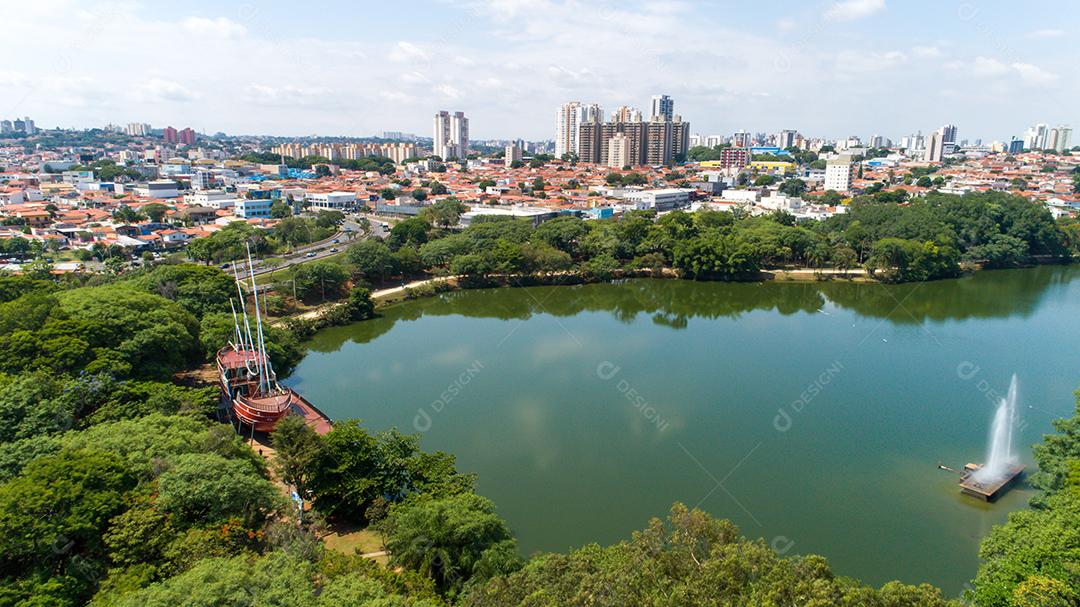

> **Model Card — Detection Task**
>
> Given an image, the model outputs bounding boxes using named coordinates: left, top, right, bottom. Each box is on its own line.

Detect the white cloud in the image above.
left=132, top=78, right=200, bottom=103
left=834, top=49, right=906, bottom=73
left=911, top=45, right=941, bottom=58
left=182, top=16, right=246, bottom=38
left=825, top=0, right=885, bottom=21
left=971, top=56, right=1009, bottom=76
left=776, top=18, right=797, bottom=32
left=388, top=41, right=430, bottom=63
left=245, top=84, right=330, bottom=107
left=1028, top=28, right=1064, bottom=38
left=1011, top=62, right=1059, bottom=84
left=435, top=84, right=463, bottom=99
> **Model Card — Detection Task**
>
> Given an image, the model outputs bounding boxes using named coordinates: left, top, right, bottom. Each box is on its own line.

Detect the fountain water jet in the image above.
left=973, top=374, right=1019, bottom=483
left=958, top=374, right=1025, bottom=501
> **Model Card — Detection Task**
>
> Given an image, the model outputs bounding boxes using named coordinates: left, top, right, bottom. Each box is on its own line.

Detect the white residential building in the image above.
left=824, top=156, right=856, bottom=192
left=434, top=111, right=469, bottom=160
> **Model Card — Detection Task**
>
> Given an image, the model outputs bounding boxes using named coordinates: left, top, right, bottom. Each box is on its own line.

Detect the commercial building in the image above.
left=434, top=111, right=468, bottom=160
left=622, top=188, right=690, bottom=211
left=234, top=198, right=273, bottom=219
left=133, top=180, right=180, bottom=199
left=306, top=191, right=356, bottom=210
left=824, top=155, right=856, bottom=192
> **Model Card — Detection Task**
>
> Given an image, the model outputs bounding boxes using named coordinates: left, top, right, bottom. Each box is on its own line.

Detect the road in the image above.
left=230, top=214, right=388, bottom=279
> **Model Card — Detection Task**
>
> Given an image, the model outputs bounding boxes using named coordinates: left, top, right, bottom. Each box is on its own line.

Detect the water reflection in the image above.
left=307, top=266, right=1077, bottom=353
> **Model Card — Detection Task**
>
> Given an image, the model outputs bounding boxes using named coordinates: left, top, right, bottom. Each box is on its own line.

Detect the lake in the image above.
left=286, top=266, right=1080, bottom=595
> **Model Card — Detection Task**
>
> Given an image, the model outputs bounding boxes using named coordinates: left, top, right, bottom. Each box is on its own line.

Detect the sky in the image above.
left=2, top=0, right=1075, bottom=142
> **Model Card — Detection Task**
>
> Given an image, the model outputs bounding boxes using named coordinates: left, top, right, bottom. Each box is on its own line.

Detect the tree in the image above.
left=380, top=187, right=399, bottom=201
left=412, top=189, right=428, bottom=202
left=384, top=493, right=518, bottom=596
left=753, top=175, right=778, bottom=186
left=673, top=232, right=761, bottom=279
left=777, top=178, right=807, bottom=197
left=421, top=198, right=466, bottom=229
left=292, top=260, right=349, bottom=302
left=142, top=203, right=169, bottom=223
left=430, top=181, right=448, bottom=195
left=112, top=204, right=143, bottom=224
left=459, top=503, right=955, bottom=607
left=306, top=421, right=382, bottom=520
left=156, top=452, right=280, bottom=528
left=917, top=176, right=933, bottom=188
left=346, top=239, right=396, bottom=282
left=346, top=286, right=375, bottom=320
left=389, top=217, right=430, bottom=248
left=270, top=414, right=321, bottom=501
left=270, top=199, right=292, bottom=219
left=0, top=449, right=137, bottom=598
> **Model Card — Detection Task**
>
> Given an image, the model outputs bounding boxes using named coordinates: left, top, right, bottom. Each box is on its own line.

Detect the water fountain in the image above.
left=958, top=374, right=1025, bottom=501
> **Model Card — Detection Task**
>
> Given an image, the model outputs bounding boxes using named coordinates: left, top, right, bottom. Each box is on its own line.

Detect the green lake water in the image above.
left=287, top=266, right=1080, bottom=595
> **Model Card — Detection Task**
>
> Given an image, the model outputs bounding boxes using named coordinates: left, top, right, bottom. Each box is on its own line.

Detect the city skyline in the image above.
left=3, top=0, right=1076, bottom=140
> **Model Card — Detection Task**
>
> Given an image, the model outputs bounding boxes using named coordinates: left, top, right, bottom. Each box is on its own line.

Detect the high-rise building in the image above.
left=607, top=133, right=632, bottom=168
left=504, top=143, right=522, bottom=168
left=579, top=113, right=690, bottom=167
left=732, top=131, right=751, bottom=148
left=178, top=128, right=196, bottom=146
left=776, top=129, right=798, bottom=149
left=611, top=106, right=642, bottom=123
left=1055, top=126, right=1072, bottom=152
left=926, top=129, right=945, bottom=162
left=718, top=147, right=750, bottom=170
left=650, top=95, right=673, bottom=121
left=127, top=123, right=151, bottom=136
left=1008, top=138, right=1024, bottom=154
left=554, top=102, right=585, bottom=159
left=940, top=124, right=958, bottom=145
left=433, top=110, right=468, bottom=160
left=0, top=120, right=10, bottom=134
left=824, top=155, right=856, bottom=192
left=163, top=126, right=178, bottom=144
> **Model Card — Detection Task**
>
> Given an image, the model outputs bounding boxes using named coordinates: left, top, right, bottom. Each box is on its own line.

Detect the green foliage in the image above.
left=384, top=493, right=519, bottom=596
left=347, top=286, right=375, bottom=320
left=673, top=231, right=761, bottom=279
left=347, top=239, right=397, bottom=282
left=291, top=260, right=349, bottom=302
left=184, top=222, right=270, bottom=265
left=460, top=503, right=956, bottom=607
left=156, top=453, right=281, bottom=527
left=307, top=421, right=473, bottom=522
left=126, top=264, right=233, bottom=318
left=104, top=552, right=440, bottom=607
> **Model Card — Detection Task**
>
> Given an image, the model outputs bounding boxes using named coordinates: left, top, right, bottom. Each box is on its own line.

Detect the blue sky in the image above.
left=2, top=0, right=1075, bottom=142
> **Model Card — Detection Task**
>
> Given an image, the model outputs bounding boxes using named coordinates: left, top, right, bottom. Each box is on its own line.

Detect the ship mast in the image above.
left=232, top=264, right=257, bottom=369
left=246, top=244, right=274, bottom=395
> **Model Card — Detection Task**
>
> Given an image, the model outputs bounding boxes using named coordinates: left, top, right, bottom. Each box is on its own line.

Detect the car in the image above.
left=305, top=252, right=316, bottom=258
left=331, top=238, right=340, bottom=244
left=220, top=263, right=231, bottom=269
left=330, top=248, right=339, bottom=253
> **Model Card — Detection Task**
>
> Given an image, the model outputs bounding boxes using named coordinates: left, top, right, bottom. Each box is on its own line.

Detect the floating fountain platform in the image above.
left=959, top=462, right=1025, bottom=502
